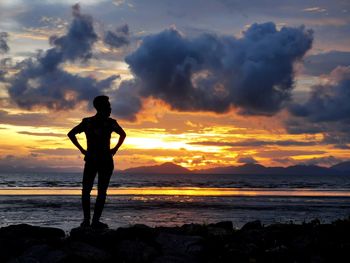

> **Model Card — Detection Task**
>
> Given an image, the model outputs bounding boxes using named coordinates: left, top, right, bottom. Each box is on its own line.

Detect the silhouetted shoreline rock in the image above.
left=1, top=219, right=350, bottom=262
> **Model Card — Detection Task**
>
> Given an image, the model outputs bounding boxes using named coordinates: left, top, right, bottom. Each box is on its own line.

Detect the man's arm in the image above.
left=111, top=123, right=126, bottom=156
left=67, top=124, right=87, bottom=155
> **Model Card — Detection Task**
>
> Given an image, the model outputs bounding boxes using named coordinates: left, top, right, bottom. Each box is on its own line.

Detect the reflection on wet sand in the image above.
left=1, top=187, right=350, bottom=197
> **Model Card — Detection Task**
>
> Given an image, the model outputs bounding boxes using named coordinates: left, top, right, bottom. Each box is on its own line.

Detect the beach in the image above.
left=1, top=172, right=350, bottom=231
left=1, top=172, right=350, bottom=261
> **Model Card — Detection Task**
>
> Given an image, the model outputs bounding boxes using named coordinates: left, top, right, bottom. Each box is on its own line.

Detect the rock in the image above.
left=181, top=223, right=207, bottom=236
left=206, top=221, right=233, bottom=238
left=264, top=245, right=290, bottom=262
left=208, top=221, right=233, bottom=231
left=69, top=226, right=113, bottom=249
left=207, top=226, right=232, bottom=237
left=156, top=232, right=203, bottom=259
left=153, top=255, right=192, bottom=263
left=263, top=223, right=302, bottom=248
left=65, top=241, right=111, bottom=262
left=291, top=235, right=314, bottom=250
left=8, top=244, right=67, bottom=263
left=310, top=218, right=321, bottom=226
left=0, top=224, right=65, bottom=240
left=241, top=220, right=263, bottom=231
left=265, top=244, right=288, bottom=254
left=115, top=224, right=156, bottom=242
left=115, top=239, right=159, bottom=263
left=2, top=219, right=350, bottom=262
left=0, top=224, right=65, bottom=262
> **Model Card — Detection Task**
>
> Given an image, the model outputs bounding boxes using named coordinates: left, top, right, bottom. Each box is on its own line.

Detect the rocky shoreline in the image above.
left=1, top=218, right=350, bottom=262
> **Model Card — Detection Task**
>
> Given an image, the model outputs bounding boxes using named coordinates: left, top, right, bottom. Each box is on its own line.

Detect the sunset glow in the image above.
left=1, top=0, right=350, bottom=172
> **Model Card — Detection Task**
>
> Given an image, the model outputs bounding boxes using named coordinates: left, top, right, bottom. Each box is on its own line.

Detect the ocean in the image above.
left=1, top=172, right=350, bottom=232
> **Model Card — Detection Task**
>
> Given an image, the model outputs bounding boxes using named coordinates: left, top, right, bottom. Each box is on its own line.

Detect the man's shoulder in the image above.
left=108, top=117, right=117, bottom=123
left=82, top=116, right=95, bottom=122
left=80, top=117, right=96, bottom=127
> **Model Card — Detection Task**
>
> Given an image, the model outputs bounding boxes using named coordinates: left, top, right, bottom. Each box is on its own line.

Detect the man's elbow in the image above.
left=67, top=130, right=74, bottom=139
left=121, top=130, right=126, bottom=138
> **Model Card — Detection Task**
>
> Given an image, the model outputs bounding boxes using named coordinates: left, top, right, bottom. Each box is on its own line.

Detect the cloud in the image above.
left=9, top=63, right=118, bottom=110
left=0, top=110, right=55, bottom=127
left=0, top=32, right=10, bottom=81
left=110, top=79, right=143, bottom=121
left=322, top=133, right=350, bottom=149
left=285, top=119, right=350, bottom=149
left=30, top=148, right=78, bottom=156
left=17, top=131, right=66, bottom=137
left=104, top=24, right=130, bottom=49
left=0, top=32, right=9, bottom=54
left=113, top=0, right=125, bottom=7
left=11, top=1, right=68, bottom=29
left=46, top=4, right=97, bottom=65
left=271, top=157, right=296, bottom=166
left=287, top=66, right=350, bottom=146
left=299, top=155, right=343, bottom=167
left=302, top=7, right=327, bottom=13
left=7, top=4, right=119, bottom=110
left=269, top=156, right=343, bottom=167
left=236, top=155, right=257, bottom=164
left=0, top=153, right=82, bottom=172
left=188, top=139, right=317, bottom=147
left=257, top=149, right=326, bottom=158
left=271, top=155, right=345, bottom=167
left=114, top=22, right=313, bottom=120
left=303, top=51, right=350, bottom=76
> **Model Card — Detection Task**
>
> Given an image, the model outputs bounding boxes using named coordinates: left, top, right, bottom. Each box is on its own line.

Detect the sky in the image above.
left=0, top=0, right=350, bottom=171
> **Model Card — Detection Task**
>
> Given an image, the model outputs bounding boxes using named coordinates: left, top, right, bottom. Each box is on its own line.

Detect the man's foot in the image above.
left=80, top=220, right=90, bottom=228
left=91, top=220, right=108, bottom=229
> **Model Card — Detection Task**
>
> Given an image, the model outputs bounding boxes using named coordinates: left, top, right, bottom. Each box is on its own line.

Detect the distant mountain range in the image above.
left=121, top=161, right=350, bottom=175
left=1, top=161, right=350, bottom=175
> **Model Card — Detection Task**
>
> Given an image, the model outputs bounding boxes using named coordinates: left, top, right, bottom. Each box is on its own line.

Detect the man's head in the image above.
left=93, top=95, right=111, bottom=117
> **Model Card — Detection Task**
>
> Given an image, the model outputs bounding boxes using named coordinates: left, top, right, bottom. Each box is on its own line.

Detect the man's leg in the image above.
left=82, top=161, right=97, bottom=225
left=92, top=159, right=113, bottom=227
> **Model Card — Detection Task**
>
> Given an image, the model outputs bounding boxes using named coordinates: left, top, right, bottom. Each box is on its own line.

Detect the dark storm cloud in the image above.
left=7, top=4, right=118, bottom=110
left=285, top=119, right=350, bottom=149
left=322, top=133, right=350, bottom=149
left=110, top=80, right=142, bottom=121
left=188, top=139, right=317, bottom=147
left=303, top=51, right=350, bottom=76
left=290, top=66, right=350, bottom=122
left=286, top=66, right=350, bottom=149
left=118, top=23, right=313, bottom=119
left=0, top=32, right=9, bottom=54
left=9, top=62, right=118, bottom=110
left=285, top=119, right=325, bottom=134
left=287, top=66, right=350, bottom=147
left=0, top=32, right=10, bottom=81
left=104, top=24, right=130, bottom=49
left=46, top=4, right=98, bottom=65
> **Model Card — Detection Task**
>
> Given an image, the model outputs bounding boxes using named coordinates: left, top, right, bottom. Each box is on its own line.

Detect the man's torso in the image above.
left=83, top=116, right=115, bottom=157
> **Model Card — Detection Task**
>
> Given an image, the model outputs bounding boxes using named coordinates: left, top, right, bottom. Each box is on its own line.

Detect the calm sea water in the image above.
left=1, top=172, right=350, bottom=231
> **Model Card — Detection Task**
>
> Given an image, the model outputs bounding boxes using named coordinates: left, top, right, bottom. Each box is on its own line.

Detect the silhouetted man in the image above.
left=68, top=95, right=126, bottom=229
